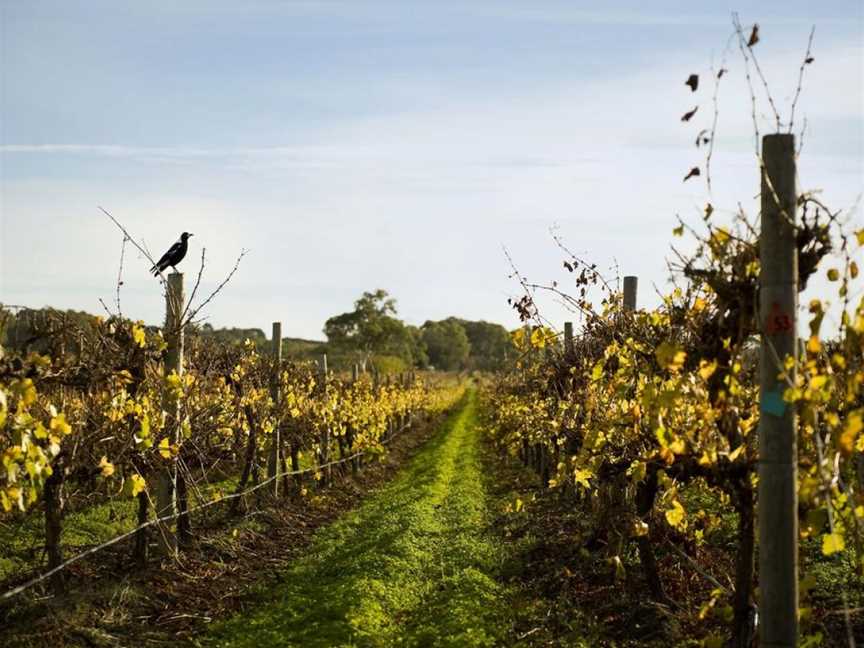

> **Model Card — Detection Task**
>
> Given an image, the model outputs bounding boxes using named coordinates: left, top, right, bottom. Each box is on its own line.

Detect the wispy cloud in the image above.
left=1, top=144, right=325, bottom=158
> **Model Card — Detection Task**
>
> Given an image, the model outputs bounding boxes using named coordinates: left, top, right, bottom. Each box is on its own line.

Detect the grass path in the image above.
left=201, top=389, right=513, bottom=647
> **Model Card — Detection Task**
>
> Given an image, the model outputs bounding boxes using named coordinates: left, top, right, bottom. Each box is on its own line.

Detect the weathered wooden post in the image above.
left=319, top=353, right=331, bottom=485
left=564, top=321, right=574, bottom=358
left=267, top=322, right=282, bottom=496
left=347, top=364, right=360, bottom=474
left=758, top=133, right=798, bottom=648
left=605, top=278, right=637, bottom=556
left=520, top=324, right=532, bottom=467
left=156, top=272, right=184, bottom=558
left=623, top=276, right=638, bottom=312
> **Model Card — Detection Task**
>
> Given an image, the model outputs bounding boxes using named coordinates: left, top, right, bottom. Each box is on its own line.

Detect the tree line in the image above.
left=0, top=289, right=514, bottom=374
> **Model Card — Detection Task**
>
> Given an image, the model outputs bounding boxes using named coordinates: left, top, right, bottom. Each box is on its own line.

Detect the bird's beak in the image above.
left=189, top=233, right=194, bottom=237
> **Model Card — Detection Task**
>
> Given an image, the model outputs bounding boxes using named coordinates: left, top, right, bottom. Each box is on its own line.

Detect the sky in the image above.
left=1, top=0, right=862, bottom=340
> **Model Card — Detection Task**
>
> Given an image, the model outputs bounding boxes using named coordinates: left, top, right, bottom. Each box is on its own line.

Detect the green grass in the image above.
left=201, top=389, right=514, bottom=647
left=0, top=473, right=239, bottom=583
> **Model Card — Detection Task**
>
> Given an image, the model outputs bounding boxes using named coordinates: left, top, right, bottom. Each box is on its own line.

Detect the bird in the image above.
left=150, top=232, right=193, bottom=276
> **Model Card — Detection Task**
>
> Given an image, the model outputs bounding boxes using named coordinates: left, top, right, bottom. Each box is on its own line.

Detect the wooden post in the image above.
left=520, top=324, right=532, bottom=466
left=43, top=462, right=65, bottom=593
left=564, top=321, right=574, bottom=357
left=623, top=276, right=638, bottom=312
left=156, top=272, right=184, bottom=558
left=348, top=363, right=359, bottom=473
left=319, top=353, right=330, bottom=485
left=758, top=133, right=798, bottom=648
left=267, top=322, right=282, bottom=495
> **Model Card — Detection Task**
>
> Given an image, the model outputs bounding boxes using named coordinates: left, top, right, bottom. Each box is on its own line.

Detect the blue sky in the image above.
left=1, top=1, right=862, bottom=339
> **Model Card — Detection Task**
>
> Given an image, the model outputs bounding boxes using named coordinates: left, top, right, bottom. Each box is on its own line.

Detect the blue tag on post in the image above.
left=761, top=389, right=787, bottom=417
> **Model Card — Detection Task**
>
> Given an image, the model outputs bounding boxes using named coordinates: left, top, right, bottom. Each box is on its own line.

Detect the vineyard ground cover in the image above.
left=486, top=446, right=864, bottom=647
left=200, top=388, right=525, bottom=648
left=0, top=472, right=240, bottom=583
left=0, top=399, right=461, bottom=647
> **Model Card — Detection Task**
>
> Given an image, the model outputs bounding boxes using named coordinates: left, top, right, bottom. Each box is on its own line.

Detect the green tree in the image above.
left=324, top=290, right=423, bottom=369
left=199, top=323, right=267, bottom=348
left=421, top=320, right=470, bottom=371
left=457, top=319, right=512, bottom=371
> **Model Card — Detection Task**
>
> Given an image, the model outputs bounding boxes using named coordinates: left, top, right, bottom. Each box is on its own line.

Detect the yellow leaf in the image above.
left=530, top=327, right=552, bottom=350
left=821, top=532, right=845, bottom=556
left=33, top=422, right=48, bottom=440
left=699, top=359, right=717, bottom=380
left=19, top=379, right=37, bottom=406
left=668, top=438, right=687, bottom=455
left=628, top=460, right=646, bottom=482
left=573, top=468, right=593, bottom=489
left=98, top=456, right=115, bottom=477
left=131, top=324, right=147, bottom=348
left=127, top=474, right=146, bottom=497
left=806, top=336, right=821, bottom=354
left=851, top=261, right=859, bottom=279
left=840, top=412, right=863, bottom=454
left=158, top=437, right=172, bottom=459
left=809, top=375, right=828, bottom=390
left=698, top=450, right=717, bottom=466
left=139, top=414, right=151, bottom=439
left=673, top=225, right=684, bottom=237
left=656, top=342, right=686, bottom=372
left=856, top=229, right=864, bottom=246
left=510, top=328, right=526, bottom=349
left=709, top=228, right=730, bottom=253
left=50, top=413, right=72, bottom=436
left=665, top=499, right=686, bottom=529
left=827, top=268, right=839, bottom=282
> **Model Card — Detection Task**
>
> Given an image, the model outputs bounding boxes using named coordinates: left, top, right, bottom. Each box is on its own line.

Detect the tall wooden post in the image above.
left=319, top=353, right=330, bottom=485
left=623, top=276, right=638, bottom=312
left=157, top=272, right=184, bottom=558
left=564, top=322, right=574, bottom=357
left=758, top=133, right=798, bottom=647
left=267, top=322, right=282, bottom=495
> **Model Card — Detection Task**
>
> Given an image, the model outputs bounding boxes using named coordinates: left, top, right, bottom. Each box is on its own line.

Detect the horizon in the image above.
left=2, top=1, right=862, bottom=339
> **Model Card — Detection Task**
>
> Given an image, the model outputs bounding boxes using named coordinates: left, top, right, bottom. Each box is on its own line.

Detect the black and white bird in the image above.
left=150, top=232, right=193, bottom=276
